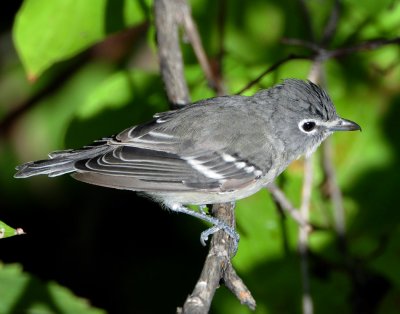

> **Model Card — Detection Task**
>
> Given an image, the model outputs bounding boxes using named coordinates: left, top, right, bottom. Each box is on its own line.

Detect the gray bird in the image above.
left=14, top=79, right=360, bottom=247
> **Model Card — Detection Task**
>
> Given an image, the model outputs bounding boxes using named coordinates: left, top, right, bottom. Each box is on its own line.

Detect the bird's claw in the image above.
left=200, top=223, right=240, bottom=255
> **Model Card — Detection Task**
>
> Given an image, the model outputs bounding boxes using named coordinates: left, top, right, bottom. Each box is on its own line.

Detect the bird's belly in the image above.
left=146, top=180, right=266, bottom=206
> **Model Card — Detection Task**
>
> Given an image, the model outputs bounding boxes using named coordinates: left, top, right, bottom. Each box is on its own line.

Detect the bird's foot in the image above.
left=200, top=223, right=239, bottom=254
left=169, top=203, right=239, bottom=254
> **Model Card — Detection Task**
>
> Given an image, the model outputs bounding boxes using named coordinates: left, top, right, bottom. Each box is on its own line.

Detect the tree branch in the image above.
left=236, top=54, right=310, bottom=94
left=267, top=183, right=312, bottom=232
left=282, top=36, right=400, bottom=61
left=321, top=0, right=341, bottom=45
left=297, top=0, right=315, bottom=42
left=299, top=156, right=314, bottom=314
left=298, top=60, right=324, bottom=314
left=180, top=4, right=226, bottom=95
left=179, top=204, right=255, bottom=313
left=154, top=0, right=191, bottom=107
left=321, top=138, right=347, bottom=248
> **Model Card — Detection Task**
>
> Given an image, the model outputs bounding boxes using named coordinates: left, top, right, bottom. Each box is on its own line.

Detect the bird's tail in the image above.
left=14, top=140, right=113, bottom=178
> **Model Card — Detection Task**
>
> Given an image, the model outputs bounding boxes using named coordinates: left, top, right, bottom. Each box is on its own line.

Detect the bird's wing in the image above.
left=73, top=145, right=264, bottom=193
left=73, top=103, right=272, bottom=193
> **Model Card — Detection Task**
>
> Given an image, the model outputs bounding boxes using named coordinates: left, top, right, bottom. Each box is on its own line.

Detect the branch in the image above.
left=282, top=36, right=400, bottom=61
left=239, top=34, right=400, bottom=97
left=179, top=204, right=255, bottom=313
left=321, top=0, right=341, bottom=45
left=321, top=138, right=347, bottom=248
left=297, top=0, right=315, bottom=42
left=236, top=54, right=310, bottom=94
left=267, top=183, right=312, bottom=232
left=154, top=0, right=191, bottom=107
left=215, top=0, right=227, bottom=90
left=328, top=37, right=400, bottom=58
left=299, top=156, right=314, bottom=314
left=297, top=61, right=324, bottom=314
left=281, top=38, right=321, bottom=53
left=180, top=4, right=226, bottom=95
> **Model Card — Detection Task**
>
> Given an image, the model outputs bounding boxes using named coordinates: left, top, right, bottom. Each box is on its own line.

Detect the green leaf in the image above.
left=0, top=263, right=105, bottom=314
left=13, top=0, right=151, bottom=79
left=13, top=0, right=108, bottom=79
left=76, top=70, right=134, bottom=119
left=0, top=220, right=25, bottom=239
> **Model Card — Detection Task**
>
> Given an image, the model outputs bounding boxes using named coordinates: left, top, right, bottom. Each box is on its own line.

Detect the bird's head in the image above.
left=261, top=79, right=361, bottom=158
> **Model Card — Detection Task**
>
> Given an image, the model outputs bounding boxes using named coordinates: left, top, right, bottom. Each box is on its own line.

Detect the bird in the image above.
left=14, top=79, right=361, bottom=248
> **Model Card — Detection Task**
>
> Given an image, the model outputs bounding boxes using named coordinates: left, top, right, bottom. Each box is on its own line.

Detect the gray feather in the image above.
left=14, top=141, right=113, bottom=178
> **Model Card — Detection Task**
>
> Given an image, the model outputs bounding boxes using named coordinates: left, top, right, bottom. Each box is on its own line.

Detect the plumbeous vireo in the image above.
left=14, top=79, right=361, bottom=247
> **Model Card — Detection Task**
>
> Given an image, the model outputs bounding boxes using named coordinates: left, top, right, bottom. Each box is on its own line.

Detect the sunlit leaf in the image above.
left=76, top=71, right=134, bottom=119
left=13, top=0, right=108, bottom=80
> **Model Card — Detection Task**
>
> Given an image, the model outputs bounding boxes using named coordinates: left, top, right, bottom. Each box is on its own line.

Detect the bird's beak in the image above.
left=328, top=118, right=361, bottom=132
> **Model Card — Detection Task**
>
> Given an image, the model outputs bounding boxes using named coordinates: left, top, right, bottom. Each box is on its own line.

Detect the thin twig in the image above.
left=321, top=0, right=341, bottom=45
left=267, top=183, right=312, bottom=232
left=223, top=262, right=256, bottom=310
left=281, top=38, right=321, bottom=53
left=215, top=0, right=227, bottom=89
left=297, top=62, right=324, bottom=314
left=297, top=0, right=315, bottom=42
left=282, top=37, right=400, bottom=61
left=308, top=61, right=324, bottom=85
left=236, top=54, right=311, bottom=94
left=299, top=156, right=314, bottom=314
left=321, top=138, right=346, bottom=246
left=240, top=35, right=400, bottom=96
left=180, top=3, right=226, bottom=95
left=328, top=37, right=400, bottom=58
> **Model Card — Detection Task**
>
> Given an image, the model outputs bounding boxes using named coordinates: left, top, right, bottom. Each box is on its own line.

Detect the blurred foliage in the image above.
left=0, top=263, right=105, bottom=314
left=1, top=0, right=400, bottom=313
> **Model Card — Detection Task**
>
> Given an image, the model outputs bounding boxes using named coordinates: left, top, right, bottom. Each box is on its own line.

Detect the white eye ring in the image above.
left=298, top=119, right=318, bottom=134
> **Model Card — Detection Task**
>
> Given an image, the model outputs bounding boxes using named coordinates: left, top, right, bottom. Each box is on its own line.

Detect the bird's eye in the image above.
left=301, top=121, right=316, bottom=132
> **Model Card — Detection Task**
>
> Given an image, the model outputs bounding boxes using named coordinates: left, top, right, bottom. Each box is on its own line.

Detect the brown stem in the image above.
left=321, top=0, right=341, bottom=45
left=267, top=183, right=312, bottom=232
left=236, top=54, right=311, bottom=94
left=321, top=138, right=347, bottom=247
left=179, top=204, right=255, bottom=313
left=299, top=156, right=314, bottom=314
left=154, top=0, right=191, bottom=107
left=180, top=6, right=226, bottom=95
